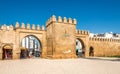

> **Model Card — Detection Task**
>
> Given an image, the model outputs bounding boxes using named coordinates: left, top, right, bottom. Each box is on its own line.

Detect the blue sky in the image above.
left=0, top=0, right=120, bottom=33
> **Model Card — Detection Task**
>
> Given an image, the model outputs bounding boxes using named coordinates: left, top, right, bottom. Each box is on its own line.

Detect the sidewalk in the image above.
left=86, top=57, right=120, bottom=61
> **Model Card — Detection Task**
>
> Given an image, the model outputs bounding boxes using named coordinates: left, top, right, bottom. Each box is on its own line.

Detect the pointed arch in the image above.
left=20, top=35, right=42, bottom=59
left=76, top=38, right=85, bottom=57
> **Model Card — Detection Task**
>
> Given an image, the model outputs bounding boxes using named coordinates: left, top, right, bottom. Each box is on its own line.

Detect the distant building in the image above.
left=89, top=33, right=94, bottom=38
left=118, top=34, right=120, bottom=38
left=89, top=32, right=120, bottom=39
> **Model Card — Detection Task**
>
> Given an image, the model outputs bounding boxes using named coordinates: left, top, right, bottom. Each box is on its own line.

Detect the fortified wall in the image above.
left=0, top=15, right=120, bottom=60
left=89, top=37, right=120, bottom=57
left=46, top=15, right=77, bottom=58
left=76, top=30, right=120, bottom=57
left=0, top=23, right=47, bottom=60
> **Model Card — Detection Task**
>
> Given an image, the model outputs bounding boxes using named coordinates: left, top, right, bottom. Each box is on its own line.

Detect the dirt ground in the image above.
left=0, top=58, right=120, bottom=74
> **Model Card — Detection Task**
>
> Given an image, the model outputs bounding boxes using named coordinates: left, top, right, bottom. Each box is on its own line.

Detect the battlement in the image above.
left=0, top=22, right=46, bottom=31
left=46, top=15, right=77, bottom=27
left=0, top=24, right=14, bottom=31
left=76, top=30, right=89, bottom=35
left=89, top=37, right=120, bottom=43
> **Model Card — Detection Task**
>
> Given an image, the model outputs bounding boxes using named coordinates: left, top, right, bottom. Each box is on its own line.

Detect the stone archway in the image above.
left=89, top=46, right=94, bottom=56
left=2, top=45, right=13, bottom=60
left=20, top=35, right=42, bottom=59
left=76, top=38, right=85, bottom=57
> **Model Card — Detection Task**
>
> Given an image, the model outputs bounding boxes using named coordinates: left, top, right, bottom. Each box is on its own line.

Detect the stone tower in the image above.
left=46, top=15, right=77, bottom=58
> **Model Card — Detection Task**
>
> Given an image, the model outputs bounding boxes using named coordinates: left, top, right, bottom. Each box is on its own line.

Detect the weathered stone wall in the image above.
left=0, top=22, right=47, bottom=60
left=46, top=15, right=77, bottom=58
left=0, top=15, right=120, bottom=60
left=0, top=25, right=16, bottom=59
left=46, top=22, right=53, bottom=56
left=76, top=30, right=90, bottom=57
left=89, top=38, right=120, bottom=57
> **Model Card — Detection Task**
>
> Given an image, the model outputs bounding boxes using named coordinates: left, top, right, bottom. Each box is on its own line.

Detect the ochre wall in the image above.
left=0, top=23, right=47, bottom=60
left=0, top=26, right=16, bottom=59
left=89, top=38, right=120, bottom=57
left=0, top=15, right=120, bottom=60
left=46, top=16, right=77, bottom=58
left=76, top=30, right=90, bottom=57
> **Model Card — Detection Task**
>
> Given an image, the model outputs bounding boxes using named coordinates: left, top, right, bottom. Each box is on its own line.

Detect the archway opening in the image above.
left=20, top=35, right=41, bottom=59
left=89, top=47, right=94, bottom=56
left=20, top=48, right=28, bottom=59
left=2, top=45, right=13, bottom=60
left=76, top=39, right=85, bottom=57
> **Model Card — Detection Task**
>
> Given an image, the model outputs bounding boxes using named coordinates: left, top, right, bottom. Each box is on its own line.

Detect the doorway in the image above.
left=89, top=47, right=94, bottom=56
left=2, top=49, right=12, bottom=60
left=76, top=39, right=85, bottom=57
left=20, top=50, right=28, bottom=59
left=2, top=45, right=13, bottom=60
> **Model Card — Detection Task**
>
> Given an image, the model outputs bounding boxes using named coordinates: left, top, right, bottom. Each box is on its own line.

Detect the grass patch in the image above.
left=106, top=56, right=120, bottom=58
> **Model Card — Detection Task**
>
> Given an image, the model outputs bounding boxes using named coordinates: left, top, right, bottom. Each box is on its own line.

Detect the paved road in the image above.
left=0, top=58, right=120, bottom=74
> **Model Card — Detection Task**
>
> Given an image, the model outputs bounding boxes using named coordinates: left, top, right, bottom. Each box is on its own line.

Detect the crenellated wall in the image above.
left=88, top=37, right=120, bottom=57
left=0, top=22, right=46, bottom=31
left=0, top=22, right=47, bottom=59
left=46, top=15, right=76, bottom=27
left=0, top=15, right=120, bottom=60
left=46, top=15, right=77, bottom=58
left=89, top=37, right=120, bottom=42
left=75, top=30, right=90, bottom=57
left=76, top=30, right=120, bottom=57
left=76, top=30, right=89, bottom=35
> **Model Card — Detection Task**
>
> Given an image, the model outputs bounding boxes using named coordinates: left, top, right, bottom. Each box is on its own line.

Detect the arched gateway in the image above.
left=1, top=15, right=120, bottom=60
left=20, top=35, right=42, bottom=59
left=76, top=38, right=85, bottom=57
left=2, top=45, right=13, bottom=60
